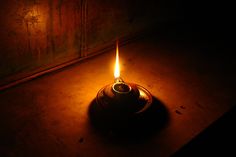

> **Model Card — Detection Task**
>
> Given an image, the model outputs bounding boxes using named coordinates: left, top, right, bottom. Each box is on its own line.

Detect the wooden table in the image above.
left=1, top=36, right=235, bottom=157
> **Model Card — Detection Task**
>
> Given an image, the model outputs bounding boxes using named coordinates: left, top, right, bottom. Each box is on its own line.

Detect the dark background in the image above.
left=1, top=0, right=234, bottom=86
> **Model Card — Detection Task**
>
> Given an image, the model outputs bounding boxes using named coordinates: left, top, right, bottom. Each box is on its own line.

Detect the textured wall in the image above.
left=0, top=0, right=86, bottom=85
left=0, top=0, right=160, bottom=86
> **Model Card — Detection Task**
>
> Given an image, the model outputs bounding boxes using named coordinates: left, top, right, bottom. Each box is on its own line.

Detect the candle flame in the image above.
left=114, top=41, right=120, bottom=79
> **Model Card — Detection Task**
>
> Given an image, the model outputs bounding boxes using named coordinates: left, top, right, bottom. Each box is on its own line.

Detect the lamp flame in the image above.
left=114, top=41, right=120, bottom=79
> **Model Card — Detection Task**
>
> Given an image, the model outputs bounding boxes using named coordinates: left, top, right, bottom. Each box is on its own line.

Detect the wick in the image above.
left=114, top=77, right=124, bottom=83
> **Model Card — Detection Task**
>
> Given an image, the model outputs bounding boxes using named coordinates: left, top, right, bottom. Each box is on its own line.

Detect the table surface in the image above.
left=0, top=36, right=236, bottom=157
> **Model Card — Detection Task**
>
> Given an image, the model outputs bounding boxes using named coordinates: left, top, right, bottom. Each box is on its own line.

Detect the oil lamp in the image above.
left=92, top=41, right=153, bottom=129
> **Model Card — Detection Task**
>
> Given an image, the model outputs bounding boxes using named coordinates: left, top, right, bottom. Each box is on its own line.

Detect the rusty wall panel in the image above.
left=0, top=0, right=160, bottom=86
left=86, top=0, right=159, bottom=52
left=0, top=0, right=86, bottom=85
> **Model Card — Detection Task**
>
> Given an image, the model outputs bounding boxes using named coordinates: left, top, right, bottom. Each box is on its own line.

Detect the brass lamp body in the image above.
left=95, top=78, right=153, bottom=124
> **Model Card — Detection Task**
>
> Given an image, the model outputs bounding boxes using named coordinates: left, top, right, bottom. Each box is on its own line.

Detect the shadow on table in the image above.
left=88, top=96, right=169, bottom=143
